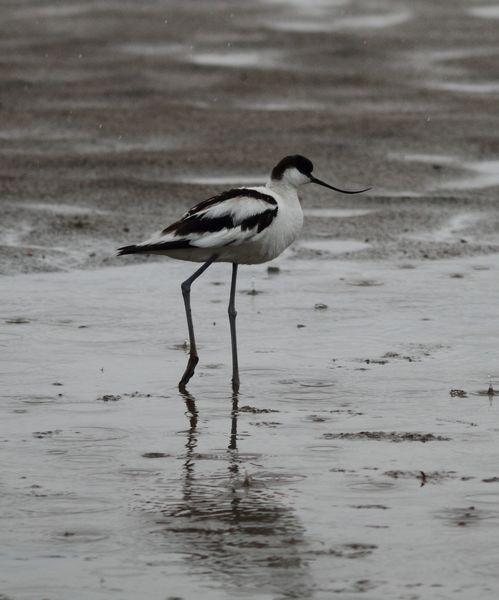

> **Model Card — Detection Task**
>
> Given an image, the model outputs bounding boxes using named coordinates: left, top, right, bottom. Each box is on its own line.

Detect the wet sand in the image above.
left=2, top=1, right=499, bottom=598
left=1, top=0, right=499, bottom=273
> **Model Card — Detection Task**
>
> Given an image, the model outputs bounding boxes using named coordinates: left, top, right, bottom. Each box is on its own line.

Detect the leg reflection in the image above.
left=228, top=391, right=239, bottom=452
left=166, top=388, right=311, bottom=597
left=178, top=387, right=198, bottom=502
left=228, top=391, right=241, bottom=491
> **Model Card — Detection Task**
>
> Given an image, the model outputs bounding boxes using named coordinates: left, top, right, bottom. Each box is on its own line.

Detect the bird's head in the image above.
left=270, top=154, right=370, bottom=194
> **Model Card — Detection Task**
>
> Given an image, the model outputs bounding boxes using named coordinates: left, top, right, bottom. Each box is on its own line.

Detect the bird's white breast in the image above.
left=228, top=183, right=303, bottom=264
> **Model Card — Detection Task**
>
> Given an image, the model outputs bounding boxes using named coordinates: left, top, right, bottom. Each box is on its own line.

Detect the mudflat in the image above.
left=1, top=1, right=499, bottom=599
left=1, top=0, right=498, bottom=273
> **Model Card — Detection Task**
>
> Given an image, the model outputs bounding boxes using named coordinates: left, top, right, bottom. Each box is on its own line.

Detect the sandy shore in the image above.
left=1, top=0, right=499, bottom=274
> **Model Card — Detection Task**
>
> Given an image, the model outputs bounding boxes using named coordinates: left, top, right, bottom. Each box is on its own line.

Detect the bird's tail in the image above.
left=117, top=239, right=191, bottom=256
left=117, top=244, right=144, bottom=256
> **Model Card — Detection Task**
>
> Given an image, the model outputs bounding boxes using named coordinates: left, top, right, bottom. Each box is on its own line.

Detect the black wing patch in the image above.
left=162, top=206, right=278, bottom=238
left=185, top=188, right=277, bottom=217
left=166, top=214, right=234, bottom=237
left=161, top=188, right=278, bottom=237
left=240, top=209, right=277, bottom=233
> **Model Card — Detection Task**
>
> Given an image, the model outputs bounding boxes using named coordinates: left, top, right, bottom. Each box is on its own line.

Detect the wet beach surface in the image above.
left=2, top=0, right=499, bottom=598
left=2, top=253, right=499, bottom=599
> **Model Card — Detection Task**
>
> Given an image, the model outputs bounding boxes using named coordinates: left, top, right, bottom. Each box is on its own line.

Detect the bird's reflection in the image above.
left=160, top=388, right=313, bottom=598
left=228, top=391, right=238, bottom=452
left=181, top=388, right=198, bottom=494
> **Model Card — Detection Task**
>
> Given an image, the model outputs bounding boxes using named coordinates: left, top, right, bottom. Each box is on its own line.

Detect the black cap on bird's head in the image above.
left=270, top=154, right=370, bottom=194
left=271, top=155, right=314, bottom=181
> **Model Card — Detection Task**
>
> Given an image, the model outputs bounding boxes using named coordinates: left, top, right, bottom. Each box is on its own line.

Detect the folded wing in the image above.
left=119, top=187, right=278, bottom=255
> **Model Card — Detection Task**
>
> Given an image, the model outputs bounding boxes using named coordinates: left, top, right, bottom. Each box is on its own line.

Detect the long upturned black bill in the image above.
left=310, top=175, right=371, bottom=194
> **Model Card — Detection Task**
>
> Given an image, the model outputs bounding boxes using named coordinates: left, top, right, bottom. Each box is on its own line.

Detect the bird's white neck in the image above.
left=266, top=179, right=302, bottom=210
left=266, top=178, right=299, bottom=195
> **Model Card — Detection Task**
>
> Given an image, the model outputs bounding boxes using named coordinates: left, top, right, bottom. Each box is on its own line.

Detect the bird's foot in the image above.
left=179, top=354, right=199, bottom=390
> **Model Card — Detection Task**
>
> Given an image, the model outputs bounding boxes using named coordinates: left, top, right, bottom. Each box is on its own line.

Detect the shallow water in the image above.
left=268, top=6, right=411, bottom=33
left=439, top=160, right=499, bottom=191
left=433, top=81, right=499, bottom=95
left=297, top=238, right=372, bottom=255
left=393, top=153, right=499, bottom=193
left=2, top=251, right=499, bottom=599
left=189, top=50, right=282, bottom=69
left=171, top=174, right=266, bottom=186
left=402, top=212, right=484, bottom=243
left=303, top=208, right=374, bottom=218
left=469, top=6, right=499, bottom=19
left=6, top=202, right=108, bottom=217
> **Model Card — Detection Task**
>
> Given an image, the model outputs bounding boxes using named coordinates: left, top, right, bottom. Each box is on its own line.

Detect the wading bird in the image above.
left=118, top=155, right=369, bottom=391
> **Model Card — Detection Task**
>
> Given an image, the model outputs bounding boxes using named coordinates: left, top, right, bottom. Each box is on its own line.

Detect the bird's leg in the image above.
left=228, top=263, right=240, bottom=392
left=178, top=255, right=217, bottom=390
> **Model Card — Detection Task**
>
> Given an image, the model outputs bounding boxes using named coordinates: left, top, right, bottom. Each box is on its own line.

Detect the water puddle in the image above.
left=0, top=134, right=179, bottom=157
left=189, top=50, right=282, bottom=69
left=409, top=46, right=499, bottom=96
left=6, top=202, right=108, bottom=216
left=393, top=153, right=499, bottom=191
left=119, top=43, right=287, bottom=75
left=297, top=238, right=371, bottom=254
left=439, top=160, right=499, bottom=190
left=270, top=10, right=411, bottom=32
left=235, top=99, right=331, bottom=112
left=171, top=174, right=265, bottom=186
left=303, top=208, right=373, bottom=218
left=14, top=1, right=132, bottom=19
left=73, top=137, right=178, bottom=155
left=118, top=42, right=187, bottom=57
left=0, top=128, right=90, bottom=142
left=404, top=213, right=483, bottom=243
left=332, top=11, right=411, bottom=29
left=15, top=5, right=91, bottom=18
left=469, top=6, right=499, bottom=19
left=433, top=81, right=499, bottom=95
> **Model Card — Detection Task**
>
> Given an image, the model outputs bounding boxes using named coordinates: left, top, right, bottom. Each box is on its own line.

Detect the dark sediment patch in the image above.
left=346, top=279, right=384, bottom=287
left=239, top=405, right=279, bottom=414
left=324, top=432, right=451, bottom=442
left=33, top=430, right=61, bottom=439
left=123, top=391, right=160, bottom=398
left=309, top=543, right=377, bottom=559
left=98, top=394, right=121, bottom=402
left=5, top=317, right=31, bottom=324
left=142, top=452, right=171, bottom=459
left=351, top=504, right=390, bottom=510
left=384, top=470, right=457, bottom=483
left=436, top=506, right=484, bottom=527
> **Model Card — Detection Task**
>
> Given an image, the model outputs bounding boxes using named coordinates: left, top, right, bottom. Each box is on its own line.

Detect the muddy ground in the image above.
left=1, top=0, right=499, bottom=273
left=1, top=1, right=499, bottom=599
